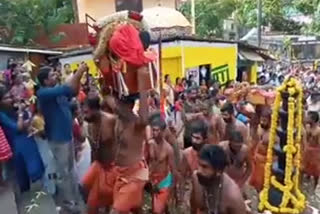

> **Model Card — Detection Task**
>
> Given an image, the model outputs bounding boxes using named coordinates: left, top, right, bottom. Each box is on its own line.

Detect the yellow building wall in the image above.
left=77, top=0, right=176, bottom=23
left=161, top=45, right=237, bottom=85
left=61, top=42, right=237, bottom=87
left=69, top=60, right=99, bottom=78
left=162, top=57, right=182, bottom=84
left=250, top=62, right=258, bottom=83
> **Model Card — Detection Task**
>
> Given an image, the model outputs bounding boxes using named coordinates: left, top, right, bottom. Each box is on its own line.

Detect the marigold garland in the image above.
left=258, top=78, right=306, bottom=214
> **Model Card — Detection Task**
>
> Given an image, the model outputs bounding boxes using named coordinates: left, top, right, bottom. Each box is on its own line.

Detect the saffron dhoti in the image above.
left=150, top=172, right=173, bottom=214
left=82, top=160, right=149, bottom=213
left=303, top=144, right=320, bottom=177
left=250, top=152, right=266, bottom=191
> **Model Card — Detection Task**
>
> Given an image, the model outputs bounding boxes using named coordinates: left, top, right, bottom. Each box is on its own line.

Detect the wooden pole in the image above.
left=159, top=31, right=163, bottom=94
left=71, top=0, right=80, bottom=23
left=158, top=31, right=166, bottom=119
left=191, top=0, right=196, bottom=35
left=257, top=0, right=262, bottom=47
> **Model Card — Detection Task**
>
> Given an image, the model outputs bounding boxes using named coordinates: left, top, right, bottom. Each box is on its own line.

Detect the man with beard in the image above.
left=220, top=102, right=249, bottom=144
left=82, top=66, right=150, bottom=214
left=219, top=130, right=252, bottom=191
left=182, top=119, right=208, bottom=176
left=192, top=145, right=247, bottom=214
left=182, top=86, right=201, bottom=121
left=147, top=117, right=178, bottom=214
left=81, top=96, right=116, bottom=214
left=249, top=108, right=274, bottom=191
left=303, top=111, right=320, bottom=190
left=180, top=86, right=202, bottom=149
left=179, top=119, right=208, bottom=213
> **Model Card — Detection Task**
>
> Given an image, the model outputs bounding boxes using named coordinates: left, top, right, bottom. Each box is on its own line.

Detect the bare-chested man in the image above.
left=179, top=119, right=209, bottom=213
left=181, top=119, right=209, bottom=176
left=146, top=112, right=180, bottom=164
left=220, top=102, right=249, bottom=144
left=81, top=96, right=116, bottom=214
left=199, top=101, right=224, bottom=145
left=147, top=117, right=178, bottom=214
left=249, top=108, right=272, bottom=192
left=303, top=111, right=320, bottom=190
left=82, top=66, right=150, bottom=214
left=219, top=130, right=252, bottom=190
left=108, top=66, right=150, bottom=214
left=192, top=145, right=247, bottom=214
left=180, top=86, right=202, bottom=149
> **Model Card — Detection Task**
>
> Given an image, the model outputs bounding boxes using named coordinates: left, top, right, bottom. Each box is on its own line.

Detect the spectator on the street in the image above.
left=0, top=84, right=44, bottom=192
left=175, top=77, right=185, bottom=96
left=164, top=74, right=175, bottom=106
left=36, top=64, right=87, bottom=212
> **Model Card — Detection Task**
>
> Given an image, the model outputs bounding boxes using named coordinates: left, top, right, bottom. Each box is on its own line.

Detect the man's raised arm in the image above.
left=137, top=66, right=150, bottom=125
left=66, top=63, right=88, bottom=94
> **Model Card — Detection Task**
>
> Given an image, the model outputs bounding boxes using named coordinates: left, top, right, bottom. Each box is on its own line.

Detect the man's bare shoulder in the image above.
left=147, top=138, right=157, bottom=146
left=183, top=146, right=193, bottom=155
left=164, top=140, right=174, bottom=154
left=210, top=114, right=219, bottom=122
left=218, top=141, right=229, bottom=149
left=192, top=170, right=200, bottom=184
left=241, top=143, right=249, bottom=152
left=223, top=174, right=244, bottom=205
left=101, top=112, right=116, bottom=120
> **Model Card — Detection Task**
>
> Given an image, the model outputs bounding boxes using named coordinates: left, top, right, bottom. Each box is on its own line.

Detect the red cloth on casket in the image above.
left=109, top=24, right=155, bottom=67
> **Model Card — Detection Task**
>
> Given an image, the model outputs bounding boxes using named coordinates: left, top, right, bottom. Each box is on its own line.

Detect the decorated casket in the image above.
left=224, top=82, right=276, bottom=106
left=246, top=89, right=275, bottom=105
left=90, top=11, right=158, bottom=96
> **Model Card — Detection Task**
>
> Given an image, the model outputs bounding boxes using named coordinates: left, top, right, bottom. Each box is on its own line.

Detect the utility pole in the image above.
left=71, top=0, right=79, bottom=23
left=191, top=0, right=196, bottom=34
left=257, top=0, right=262, bottom=47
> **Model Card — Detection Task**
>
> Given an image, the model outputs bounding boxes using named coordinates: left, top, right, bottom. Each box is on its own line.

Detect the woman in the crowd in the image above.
left=182, top=77, right=188, bottom=89
left=0, top=124, right=12, bottom=186
left=0, top=84, right=44, bottom=192
left=175, top=77, right=185, bottom=96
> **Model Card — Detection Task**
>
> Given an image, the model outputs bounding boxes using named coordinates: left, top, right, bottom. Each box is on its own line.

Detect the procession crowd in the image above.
left=0, top=58, right=319, bottom=214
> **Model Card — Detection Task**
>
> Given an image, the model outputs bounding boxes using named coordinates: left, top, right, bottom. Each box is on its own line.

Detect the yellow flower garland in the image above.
left=259, top=78, right=306, bottom=214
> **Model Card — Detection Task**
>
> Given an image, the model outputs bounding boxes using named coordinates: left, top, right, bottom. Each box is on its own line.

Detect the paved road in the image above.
left=0, top=182, right=57, bottom=214
left=17, top=184, right=57, bottom=214
left=0, top=185, right=18, bottom=214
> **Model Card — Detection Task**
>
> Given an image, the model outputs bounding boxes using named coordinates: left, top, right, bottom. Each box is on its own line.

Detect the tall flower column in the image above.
left=259, top=78, right=306, bottom=214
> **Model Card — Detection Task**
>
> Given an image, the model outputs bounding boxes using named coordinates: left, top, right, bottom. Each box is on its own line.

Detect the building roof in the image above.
left=49, top=47, right=93, bottom=60
left=150, top=35, right=236, bottom=44
left=52, top=35, right=272, bottom=62
left=0, top=44, right=62, bottom=55
left=239, top=50, right=264, bottom=62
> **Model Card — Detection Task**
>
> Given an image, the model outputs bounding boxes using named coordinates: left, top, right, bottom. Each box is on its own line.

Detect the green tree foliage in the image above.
left=178, top=0, right=308, bottom=38
left=292, top=0, right=320, bottom=16
left=179, top=0, right=236, bottom=38
left=293, top=0, right=320, bottom=34
left=234, top=0, right=302, bottom=34
left=0, top=0, right=74, bottom=45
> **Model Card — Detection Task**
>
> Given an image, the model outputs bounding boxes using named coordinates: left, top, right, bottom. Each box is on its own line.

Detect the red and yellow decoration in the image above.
left=91, top=11, right=157, bottom=96
left=259, top=78, right=305, bottom=214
